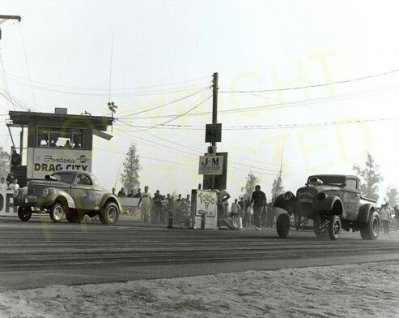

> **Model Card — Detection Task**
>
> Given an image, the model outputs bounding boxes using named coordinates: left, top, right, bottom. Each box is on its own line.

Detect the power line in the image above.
left=117, top=87, right=210, bottom=118
left=117, top=94, right=211, bottom=131
left=154, top=95, right=212, bottom=128
left=6, top=71, right=211, bottom=95
left=124, top=85, right=398, bottom=121
left=113, top=122, right=280, bottom=174
left=220, top=68, right=399, bottom=93
left=115, top=116, right=397, bottom=131
left=18, top=24, right=36, bottom=108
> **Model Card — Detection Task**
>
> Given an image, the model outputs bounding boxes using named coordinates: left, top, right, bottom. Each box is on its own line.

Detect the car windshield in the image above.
left=308, top=175, right=346, bottom=186
left=51, top=173, right=75, bottom=184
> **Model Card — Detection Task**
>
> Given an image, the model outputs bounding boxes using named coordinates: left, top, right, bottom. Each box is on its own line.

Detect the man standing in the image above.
left=138, top=186, right=152, bottom=224
left=394, top=204, right=399, bottom=231
left=153, top=190, right=164, bottom=224
left=380, top=203, right=391, bottom=235
left=230, top=198, right=240, bottom=218
left=250, top=185, right=267, bottom=231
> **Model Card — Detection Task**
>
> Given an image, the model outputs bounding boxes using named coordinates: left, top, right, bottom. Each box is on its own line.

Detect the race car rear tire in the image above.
left=99, top=202, right=120, bottom=225
left=360, top=211, right=380, bottom=240
left=276, top=213, right=290, bottom=238
left=327, top=215, right=341, bottom=240
left=18, top=206, right=32, bottom=222
left=50, top=202, right=66, bottom=223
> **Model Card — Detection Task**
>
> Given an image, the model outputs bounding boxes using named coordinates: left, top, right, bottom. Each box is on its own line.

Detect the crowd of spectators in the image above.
left=115, top=185, right=191, bottom=225
left=0, top=175, right=19, bottom=194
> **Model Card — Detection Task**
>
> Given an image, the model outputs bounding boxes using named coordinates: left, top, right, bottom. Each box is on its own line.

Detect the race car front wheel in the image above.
left=276, top=213, right=290, bottom=238
left=18, top=206, right=32, bottom=222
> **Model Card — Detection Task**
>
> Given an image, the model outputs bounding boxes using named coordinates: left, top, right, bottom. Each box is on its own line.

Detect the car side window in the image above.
left=346, top=179, right=357, bottom=190
left=77, top=174, right=92, bottom=185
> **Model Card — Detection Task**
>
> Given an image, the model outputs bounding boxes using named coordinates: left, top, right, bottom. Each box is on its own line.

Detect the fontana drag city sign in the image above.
left=27, top=148, right=92, bottom=179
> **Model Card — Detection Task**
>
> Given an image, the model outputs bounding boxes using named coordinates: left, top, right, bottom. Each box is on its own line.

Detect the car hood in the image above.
left=296, top=185, right=341, bottom=198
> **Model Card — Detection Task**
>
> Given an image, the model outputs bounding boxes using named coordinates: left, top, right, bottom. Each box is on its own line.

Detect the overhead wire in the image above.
left=117, top=87, right=210, bottom=118
left=113, top=120, right=280, bottom=174
left=220, top=67, right=399, bottom=93
left=0, top=47, right=15, bottom=111
left=18, top=24, right=36, bottom=108
left=123, top=84, right=399, bottom=122
left=6, top=71, right=211, bottom=96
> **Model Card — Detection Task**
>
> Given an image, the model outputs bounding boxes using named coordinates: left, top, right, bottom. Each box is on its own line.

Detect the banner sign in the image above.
left=193, top=190, right=218, bottom=229
left=118, top=197, right=140, bottom=214
left=0, top=191, right=18, bottom=216
left=27, top=148, right=92, bottom=179
left=198, top=155, right=224, bottom=175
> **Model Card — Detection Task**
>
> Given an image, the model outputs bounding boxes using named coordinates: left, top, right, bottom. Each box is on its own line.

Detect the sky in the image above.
left=1, top=0, right=399, bottom=203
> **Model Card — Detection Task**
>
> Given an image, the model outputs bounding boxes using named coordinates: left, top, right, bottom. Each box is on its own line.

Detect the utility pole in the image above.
left=211, top=72, right=219, bottom=153
left=0, top=15, right=22, bottom=40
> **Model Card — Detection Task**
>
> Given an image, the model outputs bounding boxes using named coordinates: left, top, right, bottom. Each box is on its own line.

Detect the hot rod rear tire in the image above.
left=360, top=211, right=380, bottom=240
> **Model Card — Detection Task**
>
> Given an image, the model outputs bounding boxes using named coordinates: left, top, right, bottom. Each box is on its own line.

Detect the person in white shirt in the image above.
left=138, top=186, right=152, bottom=223
left=380, top=203, right=391, bottom=234
left=8, top=178, right=20, bottom=198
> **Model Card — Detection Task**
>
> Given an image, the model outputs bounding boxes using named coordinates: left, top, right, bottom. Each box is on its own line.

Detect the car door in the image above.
left=340, top=178, right=361, bottom=220
left=72, top=173, right=98, bottom=210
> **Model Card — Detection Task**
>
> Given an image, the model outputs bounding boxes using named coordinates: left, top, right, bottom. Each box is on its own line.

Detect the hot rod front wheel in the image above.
left=18, top=206, right=32, bottom=222
left=276, top=213, right=290, bottom=238
left=99, top=202, right=120, bottom=225
left=327, top=215, right=341, bottom=240
left=50, top=202, right=66, bottom=223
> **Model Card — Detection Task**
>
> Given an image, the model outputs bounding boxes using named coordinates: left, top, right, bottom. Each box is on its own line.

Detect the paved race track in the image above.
left=1, top=215, right=399, bottom=290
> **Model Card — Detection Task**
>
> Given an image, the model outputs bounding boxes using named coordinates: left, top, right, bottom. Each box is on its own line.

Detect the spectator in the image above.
left=0, top=177, right=7, bottom=192
left=8, top=178, right=19, bottom=198
left=241, top=196, right=251, bottom=227
left=250, top=185, right=267, bottom=231
left=112, top=187, right=116, bottom=195
left=133, top=188, right=141, bottom=198
left=216, top=189, right=231, bottom=227
left=117, top=187, right=127, bottom=197
left=230, top=198, right=240, bottom=218
left=127, top=189, right=135, bottom=197
left=138, top=186, right=152, bottom=223
left=11, top=147, right=21, bottom=167
left=380, top=203, right=391, bottom=235
left=153, top=190, right=164, bottom=224
left=395, top=204, right=399, bottom=230
left=165, top=193, right=173, bottom=226
left=6, top=172, right=15, bottom=188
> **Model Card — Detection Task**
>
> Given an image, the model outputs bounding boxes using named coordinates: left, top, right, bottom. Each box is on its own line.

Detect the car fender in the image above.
left=314, top=195, right=342, bottom=214
left=46, top=188, right=76, bottom=209
left=273, top=192, right=297, bottom=215
left=358, top=203, right=376, bottom=224
left=99, top=194, right=122, bottom=211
